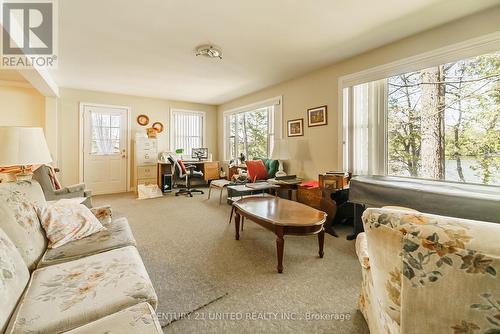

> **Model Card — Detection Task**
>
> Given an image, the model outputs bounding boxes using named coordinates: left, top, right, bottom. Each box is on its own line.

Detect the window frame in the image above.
left=169, top=108, right=206, bottom=154
left=339, top=32, right=500, bottom=178
left=222, top=96, right=283, bottom=161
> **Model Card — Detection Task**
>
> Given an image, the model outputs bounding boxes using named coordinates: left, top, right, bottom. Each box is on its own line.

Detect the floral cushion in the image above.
left=90, top=205, right=113, bottom=225
left=35, top=199, right=106, bottom=249
left=0, top=228, right=30, bottom=333
left=0, top=184, right=47, bottom=271
left=63, top=302, right=162, bottom=334
left=6, top=246, right=158, bottom=334
left=38, top=217, right=136, bottom=268
left=361, top=208, right=500, bottom=334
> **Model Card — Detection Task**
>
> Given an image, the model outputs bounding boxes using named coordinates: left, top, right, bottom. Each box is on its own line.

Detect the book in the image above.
left=275, top=175, right=297, bottom=180
left=245, top=183, right=278, bottom=190
left=325, top=171, right=347, bottom=176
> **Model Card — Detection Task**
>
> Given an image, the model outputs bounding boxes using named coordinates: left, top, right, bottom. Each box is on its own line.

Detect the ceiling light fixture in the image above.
left=195, top=44, right=223, bottom=59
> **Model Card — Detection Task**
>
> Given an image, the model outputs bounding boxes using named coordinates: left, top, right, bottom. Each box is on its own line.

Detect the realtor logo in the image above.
left=1, top=0, right=57, bottom=68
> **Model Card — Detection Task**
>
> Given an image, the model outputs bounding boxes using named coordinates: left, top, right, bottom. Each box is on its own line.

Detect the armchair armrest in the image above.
left=66, top=183, right=86, bottom=193
left=355, top=232, right=370, bottom=269
left=53, top=188, right=70, bottom=195
left=90, top=205, right=113, bottom=225
left=53, top=184, right=85, bottom=197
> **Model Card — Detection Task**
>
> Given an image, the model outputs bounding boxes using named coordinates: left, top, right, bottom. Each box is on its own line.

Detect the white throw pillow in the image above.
left=36, top=199, right=106, bottom=248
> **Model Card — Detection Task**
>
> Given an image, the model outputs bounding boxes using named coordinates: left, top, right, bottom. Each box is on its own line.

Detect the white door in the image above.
left=82, top=104, right=128, bottom=195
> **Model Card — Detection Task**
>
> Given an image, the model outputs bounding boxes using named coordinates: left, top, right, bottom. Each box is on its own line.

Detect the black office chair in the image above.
left=168, top=155, right=204, bottom=197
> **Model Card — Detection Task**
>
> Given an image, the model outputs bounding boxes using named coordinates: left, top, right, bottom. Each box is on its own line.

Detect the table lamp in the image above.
left=271, top=139, right=291, bottom=177
left=0, top=127, right=53, bottom=181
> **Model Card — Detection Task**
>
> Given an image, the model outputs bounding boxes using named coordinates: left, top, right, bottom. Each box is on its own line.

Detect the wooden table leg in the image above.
left=318, top=229, right=325, bottom=258
left=235, top=212, right=240, bottom=240
left=229, top=206, right=234, bottom=224
left=276, top=226, right=284, bottom=273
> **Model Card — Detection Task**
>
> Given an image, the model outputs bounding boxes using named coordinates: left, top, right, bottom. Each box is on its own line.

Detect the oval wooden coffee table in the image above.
left=232, top=197, right=327, bottom=273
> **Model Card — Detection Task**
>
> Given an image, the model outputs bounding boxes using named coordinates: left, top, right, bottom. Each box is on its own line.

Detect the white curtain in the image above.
left=91, top=112, right=114, bottom=154
left=349, top=79, right=386, bottom=175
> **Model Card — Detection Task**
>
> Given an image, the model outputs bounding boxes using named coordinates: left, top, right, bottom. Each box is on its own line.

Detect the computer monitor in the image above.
left=192, top=148, right=208, bottom=161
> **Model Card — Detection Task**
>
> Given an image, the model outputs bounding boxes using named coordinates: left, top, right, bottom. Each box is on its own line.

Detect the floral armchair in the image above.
left=356, top=208, right=499, bottom=334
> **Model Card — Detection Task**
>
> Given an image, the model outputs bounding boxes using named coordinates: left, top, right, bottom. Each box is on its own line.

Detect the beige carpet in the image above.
left=93, top=190, right=369, bottom=334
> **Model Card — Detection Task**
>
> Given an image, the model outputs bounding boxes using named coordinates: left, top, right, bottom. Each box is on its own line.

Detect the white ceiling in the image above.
left=51, top=0, right=500, bottom=105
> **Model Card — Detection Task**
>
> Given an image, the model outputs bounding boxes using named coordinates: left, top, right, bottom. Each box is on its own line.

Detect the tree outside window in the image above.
left=387, top=51, right=499, bottom=185
left=227, top=107, right=274, bottom=161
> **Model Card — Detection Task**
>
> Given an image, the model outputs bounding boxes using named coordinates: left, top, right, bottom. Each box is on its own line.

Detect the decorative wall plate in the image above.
left=152, top=122, right=164, bottom=133
left=137, top=114, right=149, bottom=126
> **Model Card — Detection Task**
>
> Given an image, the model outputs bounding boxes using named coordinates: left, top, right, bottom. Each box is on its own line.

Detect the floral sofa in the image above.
left=356, top=208, right=499, bottom=334
left=0, top=181, right=162, bottom=333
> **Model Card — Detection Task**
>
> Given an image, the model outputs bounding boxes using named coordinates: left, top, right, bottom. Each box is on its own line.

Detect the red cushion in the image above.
left=245, top=160, right=268, bottom=182
left=177, top=160, right=187, bottom=174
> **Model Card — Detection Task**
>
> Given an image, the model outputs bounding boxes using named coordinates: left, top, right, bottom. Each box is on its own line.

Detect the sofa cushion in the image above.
left=0, top=182, right=47, bottom=271
left=260, top=158, right=279, bottom=179
left=6, top=246, right=158, bottom=334
left=36, top=199, right=106, bottom=249
left=63, top=302, right=162, bottom=334
left=38, top=217, right=137, bottom=268
left=0, top=228, right=30, bottom=334
left=90, top=205, right=113, bottom=225
left=245, top=160, right=268, bottom=181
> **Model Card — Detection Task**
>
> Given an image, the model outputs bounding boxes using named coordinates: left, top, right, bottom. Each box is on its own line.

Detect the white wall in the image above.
left=57, top=88, right=217, bottom=187
left=218, top=6, right=500, bottom=180
left=0, top=85, right=45, bottom=128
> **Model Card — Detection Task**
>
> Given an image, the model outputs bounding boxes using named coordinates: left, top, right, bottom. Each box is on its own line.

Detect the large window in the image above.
left=224, top=98, right=282, bottom=161
left=344, top=50, right=499, bottom=186
left=171, top=110, right=205, bottom=155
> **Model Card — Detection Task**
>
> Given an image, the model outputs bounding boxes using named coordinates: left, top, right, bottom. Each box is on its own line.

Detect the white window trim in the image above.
left=169, top=108, right=206, bottom=152
left=222, top=96, right=283, bottom=161
left=338, top=31, right=500, bottom=173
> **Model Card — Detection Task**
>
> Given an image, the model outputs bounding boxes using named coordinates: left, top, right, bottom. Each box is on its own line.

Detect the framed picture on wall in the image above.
left=307, top=105, right=327, bottom=127
left=287, top=118, right=304, bottom=137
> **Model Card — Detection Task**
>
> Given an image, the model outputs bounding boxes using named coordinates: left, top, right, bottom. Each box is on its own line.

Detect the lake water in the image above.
left=445, top=158, right=499, bottom=185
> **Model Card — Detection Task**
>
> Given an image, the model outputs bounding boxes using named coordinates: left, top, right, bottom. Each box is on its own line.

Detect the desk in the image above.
left=267, top=178, right=302, bottom=200
left=157, top=161, right=220, bottom=185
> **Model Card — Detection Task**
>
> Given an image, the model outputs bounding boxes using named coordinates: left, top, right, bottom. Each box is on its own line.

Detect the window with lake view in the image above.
left=345, top=50, right=499, bottom=185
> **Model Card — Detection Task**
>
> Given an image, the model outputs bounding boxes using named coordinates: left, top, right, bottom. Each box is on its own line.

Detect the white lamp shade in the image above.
left=271, top=139, right=291, bottom=160
left=0, top=127, right=52, bottom=166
